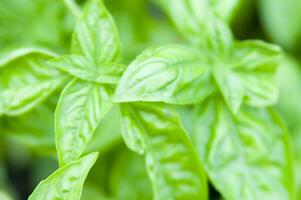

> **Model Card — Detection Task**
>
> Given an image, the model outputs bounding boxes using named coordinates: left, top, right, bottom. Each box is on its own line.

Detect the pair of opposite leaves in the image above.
left=115, top=1, right=293, bottom=200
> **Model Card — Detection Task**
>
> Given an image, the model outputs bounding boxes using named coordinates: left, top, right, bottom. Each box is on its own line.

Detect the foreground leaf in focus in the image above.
left=114, top=45, right=215, bottom=105
left=49, top=55, right=126, bottom=84
left=192, top=96, right=294, bottom=200
left=28, top=152, right=98, bottom=200
left=56, top=79, right=113, bottom=165
left=0, top=48, right=66, bottom=116
left=71, top=0, right=121, bottom=65
left=54, top=0, right=122, bottom=166
left=119, top=102, right=208, bottom=200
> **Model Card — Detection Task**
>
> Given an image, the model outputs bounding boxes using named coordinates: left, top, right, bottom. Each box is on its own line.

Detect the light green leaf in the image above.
left=0, top=97, right=57, bottom=155
left=259, top=0, right=301, bottom=51
left=114, top=45, right=214, bottom=105
left=192, top=96, right=294, bottom=200
left=153, top=0, right=233, bottom=51
left=56, top=79, right=113, bottom=166
left=28, top=152, right=98, bottom=200
left=119, top=102, right=208, bottom=200
left=0, top=48, right=66, bottom=116
left=48, top=55, right=126, bottom=84
left=109, top=149, right=152, bottom=200
left=71, top=0, right=121, bottom=65
left=214, top=40, right=281, bottom=113
left=153, top=0, right=209, bottom=44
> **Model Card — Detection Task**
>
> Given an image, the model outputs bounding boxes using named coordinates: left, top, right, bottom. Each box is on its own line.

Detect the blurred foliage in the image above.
left=0, top=0, right=301, bottom=199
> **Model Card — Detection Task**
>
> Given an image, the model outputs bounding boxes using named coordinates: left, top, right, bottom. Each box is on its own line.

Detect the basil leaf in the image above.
left=114, top=45, right=214, bottom=105
left=214, top=40, right=281, bottom=113
left=56, top=79, right=113, bottom=166
left=71, top=0, right=121, bottom=65
left=192, top=96, right=294, bottom=200
left=28, top=152, right=98, bottom=200
left=120, top=102, right=208, bottom=200
left=0, top=97, right=57, bottom=155
left=154, top=0, right=233, bottom=51
left=48, top=55, right=126, bottom=84
left=0, top=48, right=66, bottom=116
left=153, top=0, right=209, bottom=44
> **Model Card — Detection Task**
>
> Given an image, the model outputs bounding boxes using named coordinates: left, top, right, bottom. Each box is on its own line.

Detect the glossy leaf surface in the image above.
left=71, top=0, right=121, bottom=65
left=114, top=45, right=214, bottom=105
left=28, top=152, right=98, bottom=200
left=120, top=102, right=208, bottom=200
left=48, top=55, right=126, bottom=84
left=0, top=48, right=66, bottom=116
left=192, top=96, right=294, bottom=200
left=56, top=79, right=113, bottom=166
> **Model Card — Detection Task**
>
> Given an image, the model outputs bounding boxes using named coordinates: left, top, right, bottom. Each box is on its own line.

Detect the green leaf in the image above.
left=0, top=48, right=66, bottom=116
left=0, top=0, right=72, bottom=51
left=48, top=55, right=126, bottom=84
left=56, top=79, right=113, bottom=166
left=210, top=0, right=242, bottom=22
left=259, top=0, right=301, bottom=51
left=119, top=102, right=208, bottom=200
left=192, top=96, right=294, bottom=200
left=153, top=0, right=209, bottom=43
left=154, top=0, right=233, bottom=50
left=28, top=152, right=98, bottom=200
left=213, top=40, right=281, bottom=113
left=114, top=45, right=215, bottom=105
left=0, top=97, right=57, bottom=155
left=71, top=0, right=121, bottom=65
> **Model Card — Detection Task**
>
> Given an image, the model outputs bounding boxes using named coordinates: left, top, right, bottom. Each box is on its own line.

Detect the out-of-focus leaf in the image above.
left=84, top=106, right=122, bottom=154
left=28, top=152, right=98, bottom=200
left=277, top=56, right=301, bottom=199
left=0, top=191, right=13, bottom=200
left=56, top=79, right=113, bottom=166
left=0, top=0, right=73, bottom=52
left=114, top=45, right=215, bottom=105
left=71, top=0, right=121, bottom=65
left=259, top=0, right=301, bottom=51
left=153, top=0, right=233, bottom=50
left=119, top=102, right=208, bottom=200
left=48, top=55, right=126, bottom=84
left=213, top=40, right=281, bottom=113
left=109, top=148, right=152, bottom=200
left=192, top=96, right=294, bottom=200
left=82, top=184, right=112, bottom=200
left=0, top=96, right=58, bottom=155
left=0, top=48, right=66, bottom=116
